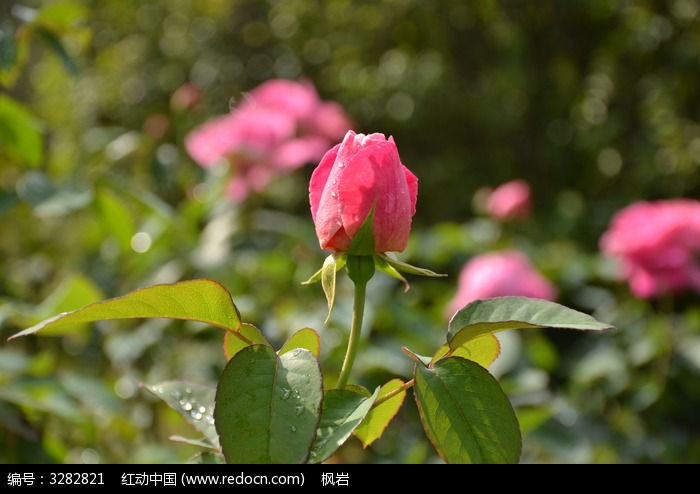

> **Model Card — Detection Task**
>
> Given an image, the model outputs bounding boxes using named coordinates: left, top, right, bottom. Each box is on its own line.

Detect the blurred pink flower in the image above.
left=485, top=179, right=532, bottom=221
left=599, top=199, right=700, bottom=298
left=185, top=79, right=353, bottom=201
left=447, top=250, right=558, bottom=317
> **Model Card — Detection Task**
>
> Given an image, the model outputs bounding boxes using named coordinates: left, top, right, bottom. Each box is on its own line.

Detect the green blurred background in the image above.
left=1, top=0, right=699, bottom=464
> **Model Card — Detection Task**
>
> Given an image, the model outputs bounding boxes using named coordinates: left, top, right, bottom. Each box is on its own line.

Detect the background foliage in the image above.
left=1, top=0, right=699, bottom=464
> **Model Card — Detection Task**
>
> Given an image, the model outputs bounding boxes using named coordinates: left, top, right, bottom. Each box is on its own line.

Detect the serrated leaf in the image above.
left=279, top=327, right=320, bottom=358
left=432, top=334, right=501, bottom=368
left=345, top=383, right=370, bottom=397
left=353, top=379, right=407, bottom=448
left=214, top=345, right=323, bottom=464
left=308, top=387, right=379, bottom=464
left=414, top=356, right=521, bottom=464
left=9, top=279, right=242, bottom=339
left=143, top=381, right=219, bottom=450
left=223, top=323, right=271, bottom=360
left=448, top=296, right=616, bottom=351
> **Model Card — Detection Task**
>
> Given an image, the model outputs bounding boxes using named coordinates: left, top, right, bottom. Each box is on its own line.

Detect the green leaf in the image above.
left=19, top=273, right=104, bottom=337
left=143, top=381, right=219, bottom=450
left=0, top=95, right=44, bottom=167
left=448, top=296, right=616, bottom=351
left=353, top=379, right=407, bottom=448
left=432, top=334, right=501, bottom=369
left=279, top=327, right=321, bottom=358
left=223, top=323, right=271, bottom=360
left=308, top=387, right=379, bottom=464
left=347, top=204, right=376, bottom=256
left=414, top=356, right=521, bottom=464
left=214, top=345, right=323, bottom=464
left=9, top=279, right=242, bottom=340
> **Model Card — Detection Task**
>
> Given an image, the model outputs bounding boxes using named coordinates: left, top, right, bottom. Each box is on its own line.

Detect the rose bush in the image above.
left=309, top=130, right=418, bottom=254
left=447, top=250, right=558, bottom=317
left=599, top=198, right=700, bottom=298
left=185, top=78, right=353, bottom=201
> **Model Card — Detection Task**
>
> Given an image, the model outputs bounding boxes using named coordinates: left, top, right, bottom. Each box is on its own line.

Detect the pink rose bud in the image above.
left=447, top=250, right=558, bottom=317
left=486, top=179, right=532, bottom=221
left=309, top=130, right=418, bottom=253
left=599, top=198, right=700, bottom=298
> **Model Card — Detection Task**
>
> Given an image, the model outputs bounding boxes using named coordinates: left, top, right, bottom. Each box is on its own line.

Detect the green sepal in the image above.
left=323, top=253, right=346, bottom=323
left=374, top=254, right=410, bottom=292
left=376, top=252, right=447, bottom=284
left=346, top=255, right=376, bottom=287
left=346, top=203, right=376, bottom=256
left=301, top=253, right=347, bottom=323
left=300, top=252, right=346, bottom=285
